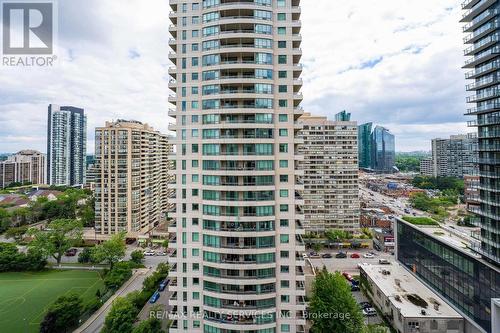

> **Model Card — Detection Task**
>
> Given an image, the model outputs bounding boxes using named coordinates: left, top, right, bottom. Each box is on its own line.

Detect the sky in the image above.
left=0, top=0, right=469, bottom=153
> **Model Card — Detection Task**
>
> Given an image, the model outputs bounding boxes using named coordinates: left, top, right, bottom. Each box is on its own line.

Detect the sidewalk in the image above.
left=75, top=268, right=151, bottom=333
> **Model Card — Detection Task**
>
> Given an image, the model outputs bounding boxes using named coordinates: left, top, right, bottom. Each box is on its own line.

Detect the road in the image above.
left=76, top=268, right=152, bottom=333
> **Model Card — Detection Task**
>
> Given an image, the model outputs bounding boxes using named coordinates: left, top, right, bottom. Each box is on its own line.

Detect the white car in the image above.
left=362, top=307, right=377, bottom=317
left=363, top=253, right=375, bottom=259
left=143, top=250, right=156, bottom=256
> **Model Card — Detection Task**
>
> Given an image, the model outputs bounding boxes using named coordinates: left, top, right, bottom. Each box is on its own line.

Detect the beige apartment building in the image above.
left=298, top=113, right=360, bottom=232
left=0, top=150, right=46, bottom=188
left=167, top=0, right=306, bottom=332
left=94, top=120, right=173, bottom=236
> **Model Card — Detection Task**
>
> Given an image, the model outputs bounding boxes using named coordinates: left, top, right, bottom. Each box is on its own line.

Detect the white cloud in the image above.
left=0, top=0, right=469, bottom=153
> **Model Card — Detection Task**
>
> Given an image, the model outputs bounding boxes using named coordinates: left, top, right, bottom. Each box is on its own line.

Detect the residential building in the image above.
left=94, top=120, right=173, bottom=236
left=360, top=263, right=464, bottom=333
left=167, top=0, right=306, bottom=332
left=0, top=150, right=46, bottom=188
left=395, top=217, right=500, bottom=333
left=47, top=104, right=87, bottom=186
left=298, top=112, right=359, bottom=232
left=358, top=122, right=373, bottom=169
left=431, top=134, right=478, bottom=178
left=462, top=0, right=500, bottom=263
left=358, top=123, right=396, bottom=173
left=372, top=227, right=394, bottom=252
left=420, top=158, right=433, bottom=176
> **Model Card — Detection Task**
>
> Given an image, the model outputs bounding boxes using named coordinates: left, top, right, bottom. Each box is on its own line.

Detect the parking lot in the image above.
left=308, top=248, right=394, bottom=275
left=352, top=289, right=384, bottom=326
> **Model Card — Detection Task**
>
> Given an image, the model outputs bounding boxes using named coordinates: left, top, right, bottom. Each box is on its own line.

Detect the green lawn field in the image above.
left=0, top=269, right=104, bottom=333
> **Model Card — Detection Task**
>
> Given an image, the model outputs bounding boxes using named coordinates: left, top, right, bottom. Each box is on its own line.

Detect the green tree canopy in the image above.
left=309, top=268, right=364, bottom=333
left=91, top=232, right=126, bottom=269
left=102, top=297, right=139, bottom=333
left=39, top=293, right=83, bottom=333
left=132, top=318, right=164, bottom=333
left=28, top=219, right=83, bottom=265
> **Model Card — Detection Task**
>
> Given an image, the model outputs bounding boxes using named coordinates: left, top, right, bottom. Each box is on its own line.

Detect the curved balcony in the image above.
left=202, top=16, right=273, bottom=28
left=202, top=0, right=272, bottom=11
left=461, top=0, right=497, bottom=23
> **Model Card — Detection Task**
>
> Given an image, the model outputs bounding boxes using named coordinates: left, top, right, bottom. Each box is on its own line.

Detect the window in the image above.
left=279, top=129, right=288, bottom=137
left=192, top=144, right=199, bottom=153
left=277, top=0, right=286, bottom=7
left=280, top=189, right=289, bottom=198
left=277, top=27, right=286, bottom=35
left=281, top=280, right=289, bottom=288
left=279, top=99, right=288, bottom=107
left=192, top=57, right=199, bottom=66
left=280, top=234, right=289, bottom=243
left=280, top=160, right=288, bottom=168
left=192, top=3, right=199, bottom=10
left=255, top=38, right=272, bottom=49
left=192, top=30, right=199, bottom=38
left=279, top=114, right=288, bottom=122
left=192, top=115, right=199, bottom=123
left=202, top=54, right=219, bottom=66
left=279, top=144, right=288, bottom=153
left=255, top=24, right=272, bottom=35
left=280, top=175, right=288, bottom=182
left=279, top=85, right=287, bottom=93
left=192, top=72, right=199, bottom=80
left=191, top=86, right=199, bottom=94
left=191, top=101, right=199, bottom=109
left=280, top=204, right=289, bottom=212
left=192, top=16, right=200, bottom=24
left=192, top=129, right=199, bottom=137
left=278, top=55, right=287, bottom=64
left=281, top=324, right=290, bottom=332
left=192, top=160, right=199, bottom=168
left=192, top=174, right=199, bottom=182
left=280, top=250, right=289, bottom=258
left=278, top=41, right=287, bottom=49
left=192, top=43, right=199, bottom=51
left=278, top=70, right=287, bottom=78
left=280, top=219, right=289, bottom=227
left=277, top=13, right=286, bottom=21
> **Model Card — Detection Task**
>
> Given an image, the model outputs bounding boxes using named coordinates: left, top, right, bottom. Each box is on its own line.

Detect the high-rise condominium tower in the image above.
left=0, top=150, right=46, bottom=188
left=47, top=104, right=87, bottom=186
left=167, top=0, right=306, bottom=332
left=462, top=0, right=500, bottom=263
left=431, top=134, right=478, bottom=178
left=298, top=112, right=359, bottom=232
left=94, top=120, right=173, bottom=236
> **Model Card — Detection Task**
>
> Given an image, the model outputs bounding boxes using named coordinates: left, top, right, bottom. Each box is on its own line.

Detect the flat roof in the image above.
left=361, top=263, right=463, bottom=319
left=396, top=218, right=500, bottom=273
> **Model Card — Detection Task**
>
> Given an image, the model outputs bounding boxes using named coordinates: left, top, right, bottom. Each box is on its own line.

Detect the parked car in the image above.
left=159, top=279, right=170, bottom=291
left=359, top=302, right=372, bottom=309
left=350, top=253, right=360, bottom=258
left=309, top=252, right=321, bottom=259
left=65, top=248, right=77, bottom=256
left=363, top=253, right=375, bottom=259
left=144, top=250, right=156, bottom=256
left=362, top=307, right=377, bottom=317
left=157, top=251, right=167, bottom=256
left=302, top=253, right=308, bottom=259
left=379, top=259, right=391, bottom=265
left=351, top=285, right=360, bottom=292
left=321, top=253, right=332, bottom=259
left=335, top=252, right=347, bottom=259
left=149, top=291, right=160, bottom=303
left=342, top=272, right=353, bottom=281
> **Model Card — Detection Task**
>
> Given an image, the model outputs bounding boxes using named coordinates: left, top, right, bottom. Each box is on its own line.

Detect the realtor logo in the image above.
left=2, top=1, right=53, bottom=55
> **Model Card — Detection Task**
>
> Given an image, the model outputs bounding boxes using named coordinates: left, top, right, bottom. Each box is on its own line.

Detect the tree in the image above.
left=0, top=242, right=46, bottom=272
left=28, top=219, right=83, bottom=265
left=312, top=242, right=323, bottom=253
left=104, top=262, right=133, bottom=290
left=161, top=239, right=169, bottom=250
left=132, top=318, right=164, bottom=333
left=309, top=267, right=364, bottom=333
left=0, top=208, right=10, bottom=233
left=102, top=297, right=139, bottom=333
left=130, top=250, right=144, bottom=264
left=3, top=225, right=28, bottom=241
left=142, top=263, right=170, bottom=294
left=363, top=325, right=389, bottom=333
left=78, top=247, right=92, bottom=263
left=39, top=293, right=83, bottom=333
left=91, top=232, right=126, bottom=269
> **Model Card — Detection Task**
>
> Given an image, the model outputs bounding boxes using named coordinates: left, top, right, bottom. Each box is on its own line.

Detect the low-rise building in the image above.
left=396, top=217, right=500, bottom=333
left=360, top=263, right=464, bottom=333
left=372, top=228, right=394, bottom=252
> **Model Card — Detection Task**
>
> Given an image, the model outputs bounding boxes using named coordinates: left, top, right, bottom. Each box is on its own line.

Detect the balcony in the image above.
left=461, top=0, right=497, bottom=23
left=462, top=0, right=482, bottom=9
left=466, top=102, right=500, bottom=115
left=467, top=89, right=500, bottom=103
left=465, top=60, right=500, bottom=79
left=463, top=46, right=500, bottom=68
left=463, top=8, right=499, bottom=32
left=202, top=0, right=272, bottom=10
left=464, top=20, right=499, bottom=44
left=466, top=75, right=497, bottom=90
left=464, top=34, right=499, bottom=56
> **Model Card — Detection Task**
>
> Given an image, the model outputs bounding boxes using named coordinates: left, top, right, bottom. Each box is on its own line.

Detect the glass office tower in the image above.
left=462, top=0, right=500, bottom=263
left=167, top=0, right=306, bottom=332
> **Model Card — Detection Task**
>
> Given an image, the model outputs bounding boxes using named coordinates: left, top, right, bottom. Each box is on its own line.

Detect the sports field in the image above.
left=0, top=269, right=104, bottom=333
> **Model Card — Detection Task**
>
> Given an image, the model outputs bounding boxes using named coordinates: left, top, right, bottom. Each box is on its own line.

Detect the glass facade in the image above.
left=358, top=122, right=373, bottom=169
left=357, top=123, right=395, bottom=172
left=396, top=219, right=500, bottom=333
left=462, top=0, right=500, bottom=263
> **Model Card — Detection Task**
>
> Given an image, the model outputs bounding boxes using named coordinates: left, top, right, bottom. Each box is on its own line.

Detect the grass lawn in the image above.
left=403, top=216, right=439, bottom=226
left=0, top=269, right=104, bottom=333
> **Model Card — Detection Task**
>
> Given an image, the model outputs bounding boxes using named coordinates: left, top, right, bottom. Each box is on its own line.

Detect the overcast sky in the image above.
left=0, top=0, right=468, bottom=153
